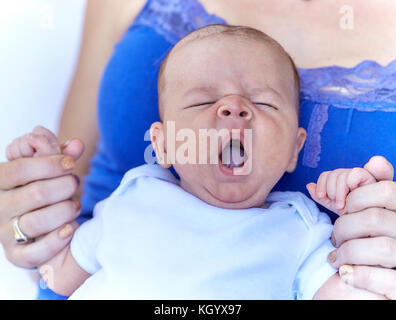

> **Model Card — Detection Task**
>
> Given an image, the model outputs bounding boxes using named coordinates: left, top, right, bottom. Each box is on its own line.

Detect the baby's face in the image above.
left=152, top=36, right=306, bottom=209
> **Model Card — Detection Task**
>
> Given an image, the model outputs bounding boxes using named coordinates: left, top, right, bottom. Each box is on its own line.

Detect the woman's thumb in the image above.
left=61, top=138, right=85, bottom=160
left=364, top=156, right=394, bottom=181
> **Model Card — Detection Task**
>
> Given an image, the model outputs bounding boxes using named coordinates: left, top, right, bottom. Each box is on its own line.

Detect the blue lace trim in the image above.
left=298, top=60, right=396, bottom=168
left=302, top=103, right=330, bottom=169
left=298, top=60, right=396, bottom=112
left=134, top=0, right=227, bottom=45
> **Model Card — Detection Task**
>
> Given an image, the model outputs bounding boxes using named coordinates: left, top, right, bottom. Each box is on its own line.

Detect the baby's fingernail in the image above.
left=328, top=250, right=337, bottom=265
left=336, top=201, right=344, bottom=209
left=58, top=224, right=73, bottom=239
left=61, top=156, right=75, bottom=170
left=339, top=265, right=354, bottom=286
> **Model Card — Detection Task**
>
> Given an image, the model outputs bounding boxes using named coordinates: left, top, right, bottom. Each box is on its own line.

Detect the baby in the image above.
left=8, top=25, right=385, bottom=299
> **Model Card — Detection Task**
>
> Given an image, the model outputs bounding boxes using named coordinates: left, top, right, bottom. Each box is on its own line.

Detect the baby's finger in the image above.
left=326, top=171, right=340, bottom=201
left=8, top=138, right=25, bottom=160
left=6, top=139, right=25, bottom=161
left=347, top=167, right=377, bottom=191
left=17, top=135, right=36, bottom=158
left=306, top=183, right=317, bottom=200
left=327, top=169, right=350, bottom=201
left=316, top=171, right=330, bottom=199
left=335, top=172, right=349, bottom=210
left=6, top=143, right=13, bottom=161
left=27, top=133, right=60, bottom=156
left=307, top=182, right=335, bottom=211
left=32, top=126, right=61, bottom=154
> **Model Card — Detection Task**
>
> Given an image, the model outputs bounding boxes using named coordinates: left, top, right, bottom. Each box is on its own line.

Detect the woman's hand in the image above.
left=0, top=126, right=84, bottom=268
left=326, top=156, right=396, bottom=300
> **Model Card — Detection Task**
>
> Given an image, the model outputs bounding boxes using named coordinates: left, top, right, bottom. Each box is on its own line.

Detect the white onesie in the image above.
left=70, top=164, right=336, bottom=299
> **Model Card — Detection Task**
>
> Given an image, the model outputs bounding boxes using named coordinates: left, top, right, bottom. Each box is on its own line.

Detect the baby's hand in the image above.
left=6, top=126, right=63, bottom=160
left=307, top=167, right=376, bottom=215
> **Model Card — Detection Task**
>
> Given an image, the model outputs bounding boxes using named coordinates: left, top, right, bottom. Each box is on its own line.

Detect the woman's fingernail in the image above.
left=331, top=233, right=336, bottom=246
left=72, top=174, right=80, bottom=187
left=73, top=199, right=82, bottom=212
left=61, top=140, right=71, bottom=149
left=58, top=224, right=73, bottom=239
left=339, top=265, right=354, bottom=286
left=317, top=191, right=325, bottom=199
left=328, top=250, right=337, bottom=265
left=61, top=156, right=75, bottom=170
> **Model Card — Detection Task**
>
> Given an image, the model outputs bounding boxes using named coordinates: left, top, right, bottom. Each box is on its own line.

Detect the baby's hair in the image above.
left=158, top=24, right=300, bottom=119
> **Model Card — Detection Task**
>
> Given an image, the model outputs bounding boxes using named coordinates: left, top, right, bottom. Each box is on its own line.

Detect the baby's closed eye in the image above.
left=253, top=102, right=279, bottom=110
left=184, top=101, right=216, bottom=109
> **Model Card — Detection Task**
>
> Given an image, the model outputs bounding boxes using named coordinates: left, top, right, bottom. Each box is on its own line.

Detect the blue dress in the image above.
left=38, top=0, right=396, bottom=299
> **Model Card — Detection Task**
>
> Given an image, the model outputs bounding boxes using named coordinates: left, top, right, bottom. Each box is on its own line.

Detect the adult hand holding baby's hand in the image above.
left=0, top=126, right=84, bottom=268
left=310, top=156, right=396, bottom=299
left=307, top=166, right=376, bottom=215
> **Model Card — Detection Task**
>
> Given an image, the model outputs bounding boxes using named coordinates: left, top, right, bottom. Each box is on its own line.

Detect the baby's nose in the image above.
left=217, top=102, right=252, bottom=121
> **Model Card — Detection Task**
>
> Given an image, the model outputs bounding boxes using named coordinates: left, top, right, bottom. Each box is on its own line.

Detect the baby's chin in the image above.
left=181, top=179, right=268, bottom=209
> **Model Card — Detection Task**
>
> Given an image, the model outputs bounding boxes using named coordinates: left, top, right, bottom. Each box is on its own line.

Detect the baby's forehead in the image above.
left=172, top=30, right=283, bottom=63
left=162, top=28, right=294, bottom=88
left=158, top=25, right=300, bottom=117
left=177, top=24, right=280, bottom=49
left=164, top=36, right=295, bottom=94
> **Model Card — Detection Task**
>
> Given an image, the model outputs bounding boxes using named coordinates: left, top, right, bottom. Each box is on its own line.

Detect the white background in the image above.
left=0, top=0, right=86, bottom=299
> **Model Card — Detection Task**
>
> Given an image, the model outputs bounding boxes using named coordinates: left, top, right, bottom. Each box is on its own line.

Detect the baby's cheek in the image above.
left=253, top=120, right=295, bottom=171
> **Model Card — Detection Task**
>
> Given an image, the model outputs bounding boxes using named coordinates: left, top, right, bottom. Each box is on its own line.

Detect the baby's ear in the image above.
left=286, top=127, right=307, bottom=173
left=150, top=122, right=171, bottom=169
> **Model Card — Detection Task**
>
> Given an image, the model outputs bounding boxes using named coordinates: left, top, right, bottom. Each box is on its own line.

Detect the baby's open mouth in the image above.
left=219, top=139, right=248, bottom=168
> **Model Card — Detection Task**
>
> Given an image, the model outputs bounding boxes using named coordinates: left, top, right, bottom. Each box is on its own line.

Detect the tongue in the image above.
left=221, top=141, right=246, bottom=168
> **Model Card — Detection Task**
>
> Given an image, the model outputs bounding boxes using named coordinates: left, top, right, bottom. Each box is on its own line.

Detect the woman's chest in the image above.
left=198, top=0, right=396, bottom=68
left=112, top=0, right=396, bottom=68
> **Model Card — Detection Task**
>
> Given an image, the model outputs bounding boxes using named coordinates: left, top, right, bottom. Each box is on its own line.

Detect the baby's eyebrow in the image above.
left=248, top=86, right=282, bottom=99
left=182, top=85, right=285, bottom=104
left=249, top=86, right=288, bottom=106
left=183, top=86, right=218, bottom=97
